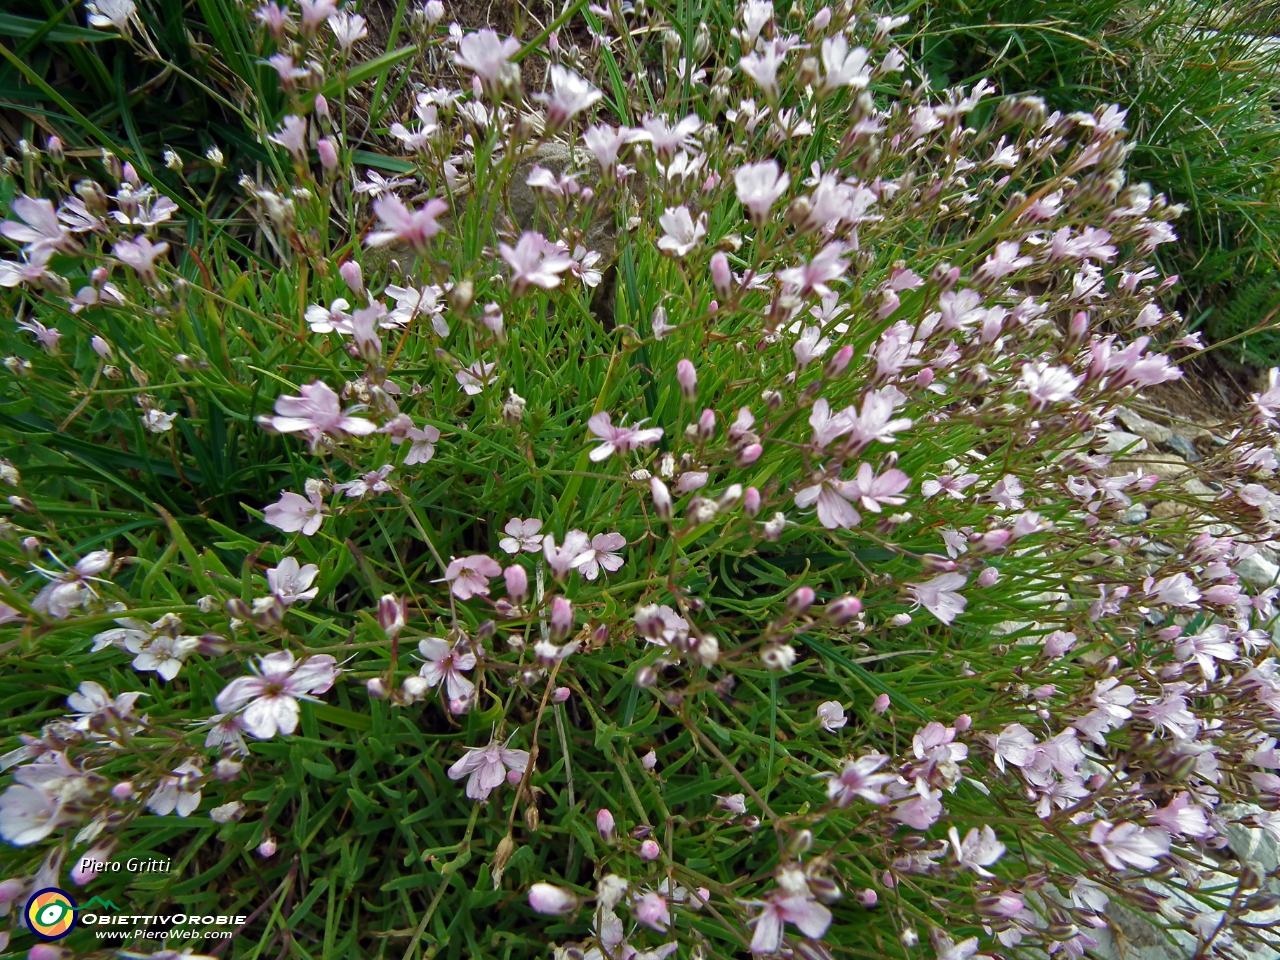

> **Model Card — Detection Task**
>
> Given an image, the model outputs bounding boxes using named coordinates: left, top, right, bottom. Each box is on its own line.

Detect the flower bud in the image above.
left=641, top=750, right=657, bottom=770
left=929, top=261, right=959, bottom=291
left=711, top=251, right=732, bottom=298
left=856, top=888, right=878, bottom=908
left=339, top=259, right=365, bottom=296
left=503, top=389, right=527, bottom=425
left=504, top=564, right=528, bottom=604
left=825, top=595, right=862, bottom=623
left=697, top=408, right=716, bottom=441
left=743, top=486, right=762, bottom=517
left=314, top=94, right=330, bottom=122
left=650, top=477, right=673, bottom=521
left=378, top=594, right=407, bottom=639
left=257, top=837, right=277, bottom=857
left=550, top=596, right=573, bottom=641
left=676, top=359, right=697, bottom=402
left=401, top=675, right=430, bottom=701
left=637, top=839, right=661, bottom=860
left=737, top=443, right=763, bottom=467
left=424, top=0, right=444, bottom=23
left=317, top=137, right=338, bottom=171
left=214, top=759, right=243, bottom=781
left=787, top=586, right=815, bottom=614
left=634, top=665, right=658, bottom=688
left=366, top=677, right=389, bottom=700
left=824, top=344, right=853, bottom=379
left=111, top=781, right=134, bottom=800
left=872, top=693, right=891, bottom=714
left=596, top=808, right=616, bottom=841
left=954, top=714, right=971, bottom=732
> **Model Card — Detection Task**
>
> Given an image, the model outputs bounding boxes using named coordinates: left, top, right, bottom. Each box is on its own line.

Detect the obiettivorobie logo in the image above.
left=25, top=888, right=78, bottom=941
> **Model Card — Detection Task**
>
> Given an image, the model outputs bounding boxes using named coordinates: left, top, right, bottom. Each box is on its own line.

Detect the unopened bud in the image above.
left=676, top=359, right=697, bottom=402
left=711, top=251, right=732, bottom=298
left=650, top=477, right=673, bottom=521
left=378, top=594, right=407, bottom=639
left=787, top=586, right=815, bottom=614
left=317, top=137, right=338, bottom=171
left=743, top=486, right=762, bottom=517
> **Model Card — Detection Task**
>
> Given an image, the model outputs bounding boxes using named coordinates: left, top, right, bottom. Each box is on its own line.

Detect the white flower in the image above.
left=447, top=735, right=530, bottom=800
left=657, top=207, right=707, bottom=258
left=85, top=0, right=135, bottom=31
left=499, top=517, right=545, bottom=554
left=267, top=557, right=319, bottom=606
left=907, top=573, right=968, bottom=624
left=816, top=701, right=847, bottom=732
left=1020, top=363, right=1080, bottom=407
left=146, top=759, right=203, bottom=817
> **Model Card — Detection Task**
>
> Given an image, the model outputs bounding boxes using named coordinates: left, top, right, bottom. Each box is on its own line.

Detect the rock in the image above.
left=1123, top=504, right=1149, bottom=524
left=1111, top=452, right=1189, bottom=482
left=1160, top=434, right=1200, bottom=462
left=1116, top=406, right=1173, bottom=444
left=1220, top=802, right=1280, bottom=874
left=509, top=142, right=620, bottom=262
left=1237, top=553, right=1280, bottom=588
left=1099, top=430, right=1148, bottom=454
left=1180, top=478, right=1217, bottom=498
left=1150, top=501, right=1192, bottom=520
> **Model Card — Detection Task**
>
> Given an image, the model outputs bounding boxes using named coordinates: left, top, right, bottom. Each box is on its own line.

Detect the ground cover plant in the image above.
left=3, top=1, right=1280, bottom=959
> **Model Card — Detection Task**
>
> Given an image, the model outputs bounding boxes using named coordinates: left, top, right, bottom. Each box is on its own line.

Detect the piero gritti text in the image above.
left=78, top=856, right=175, bottom=875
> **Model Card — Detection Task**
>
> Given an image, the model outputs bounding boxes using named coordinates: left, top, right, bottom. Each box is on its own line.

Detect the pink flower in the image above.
left=892, top=782, right=942, bottom=829
left=571, top=532, right=626, bottom=580
left=270, top=381, right=377, bottom=446
left=454, top=29, right=521, bottom=90
left=749, top=881, right=832, bottom=954
left=735, top=160, right=790, bottom=224
left=1148, top=793, right=1212, bottom=839
left=456, top=361, right=497, bottom=395
left=1, top=196, right=74, bottom=257
left=306, top=298, right=353, bottom=334
left=544, top=531, right=590, bottom=580
left=113, top=235, right=169, bottom=280
left=214, top=650, right=338, bottom=739
left=921, top=474, right=979, bottom=499
left=418, top=638, right=477, bottom=703
left=849, top=463, right=910, bottom=513
left=986, top=723, right=1037, bottom=772
left=447, top=735, right=529, bottom=800
left=328, top=11, right=367, bottom=47
left=819, top=35, right=871, bottom=91
left=977, top=241, right=1032, bottom=283
left=816, top=701, right=846, bottom=731
left=794, top=475, right=860, bottom=530
left=445, top=554, right=502, bottom=599
left=500, top=232, right=575, bottom=293
left=267, top=557, right=319, bottom=606
left=1144, top=572, right=1200, bottom=608
left=586, top=411, right=664, bottom=461
left=847, top=387, right=913, bottom=447
left=948, top=824, right=1005, bottom=876
left=1089, top=820, right=1170, bottom=871
left=907, top=572, right=968, bottom=624
left=1174, top=625, right=1237, bottom=680
left=542, top=65, right=601, bottom=129
left=1021, top=363, right=1081, bottom=407
left=366, top=195, right=449, bottom=252
left=146, top=759, right=203, bottom=817
left=825, top=753, right=896, bottom=806
left=634, top=891, right=669, bottom=931
left=499, top=518, right=545, bottom=554
left=808, top=398, right=854, bottom=449
left=778, top=242, right=848, bottom=298
left=267, top=115, right=307, bottom=159
left=638, top=113, right=701, bottom=156
left=657, top=206, right=707, bottom=257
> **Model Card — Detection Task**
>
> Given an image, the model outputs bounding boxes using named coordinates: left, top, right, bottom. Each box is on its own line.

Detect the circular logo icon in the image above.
left=26, top=888, right=77, bottom=941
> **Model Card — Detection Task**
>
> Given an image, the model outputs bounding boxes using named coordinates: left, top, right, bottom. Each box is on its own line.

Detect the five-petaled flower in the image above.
left=214, top=651, right=339, bottom=740
left=447, top=735, right=530, bottom=800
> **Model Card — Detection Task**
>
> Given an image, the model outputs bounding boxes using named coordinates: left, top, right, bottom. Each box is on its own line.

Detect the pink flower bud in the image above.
left=698, top=408, right=716, bottom=441
left=528, top=882, right=578, bottom=915
left=633, top=891, right=668, bottom=929
left=743, top=486, right=761, bottom=517
left=872, top=693, right=891, bottom=715
left=676, top=359, right=698, bottom=402
left=504, top=564, right=528, bottom=604
left=1032, top=684, right=1056, bottom=700
left=0, top=879, right=24, bottom=905
left=975, top=566, right=1000, bottom=587
left=378, top=594, right=407, bottom=639
left=737, top=443, right=763, bottom=467
left=701, top=171, right=720, bottom=193
left=787, top=586, right=815, bottom=614
left=650, top=477, right=673, bottom=521
left=366, top=677, right=389, bottom=699
left=90, top=336, right=113, bottom=360
left=1156, top=625, right=1182, bottom=641
left=711, top=251, right=732, bottom=298
left=596, top=807, right=616, bottom=841
left=1042, top=630, right=1077, bottom=658
left=812, top=6, right=831, bottom=29
left=856, top=888, right=878, bottom=908
left=472, top=75, right=483, bottom=98
left=552, top=686, right=571, bottom=703
left=708, top=299, right=718, bottom=313
left=915, top=366, right=935, bottom=388
left=921, top=553, right=957, bottom=573
left=214, top=759, right=243, bottom=781
left=550, top=596, right=573, bottom=641
left=424, top=0, right=444, bottom=22
left=317, top=137, right=338, bottom=171
left=825, top=595, right=862, bottom=623
left=257, top=837, right=277, bottom=858
left=90, top=266, right=109, bottom=286
left=507, top=767, right=523, bottom=785
left=339, top=259, right=364, bottom=295
left=449, top=695, right=472, bottom=715
left=314, top=93, right=330, bottom=121
left=637, top=839, right=660, bottom=861
left=1068, top=310, right=1089, bottom=345
left=46, top=136, right=64, bottom=163
left=824, top=344, right=853, bottom=379
left=111, top=781, right=133, bottom=800
left=954, top=714, right=971, bottom=732
left=640, top=749, right=657, bottom=770
left=122, top=161, right=140, bottom=187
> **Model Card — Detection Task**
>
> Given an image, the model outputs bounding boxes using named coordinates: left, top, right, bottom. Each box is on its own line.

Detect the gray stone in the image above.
left=1116, top=406, right=1173, bottom=444
left=1123, top=504, right=1150, bottom=524
left=1237, top=553, right=1280, bottom=588
left=1160, top=434, right=1200, bottom=462
left=1100, top=430, right=1149, bottom=454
